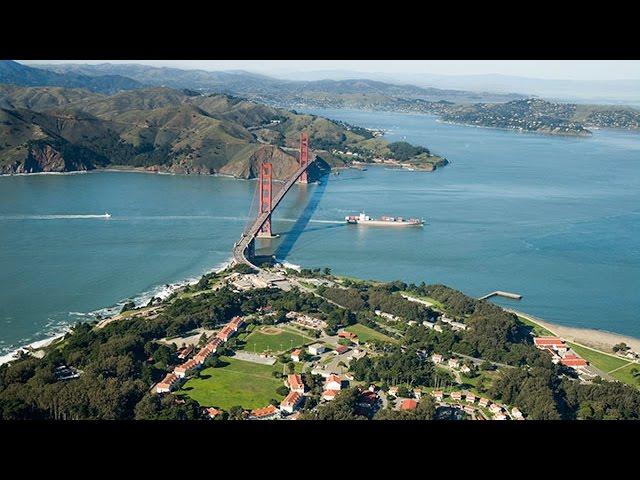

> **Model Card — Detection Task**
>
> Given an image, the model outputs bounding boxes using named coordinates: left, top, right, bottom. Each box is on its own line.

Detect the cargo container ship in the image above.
left=345, top=212, right=424, bottom=227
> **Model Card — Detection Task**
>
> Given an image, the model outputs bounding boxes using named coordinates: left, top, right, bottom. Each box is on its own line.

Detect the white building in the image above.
left=308, top=344, right=326, bottom=356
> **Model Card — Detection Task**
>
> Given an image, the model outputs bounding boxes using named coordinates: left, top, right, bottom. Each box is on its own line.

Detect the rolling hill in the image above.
left=0, top=85, right=447, bottom=177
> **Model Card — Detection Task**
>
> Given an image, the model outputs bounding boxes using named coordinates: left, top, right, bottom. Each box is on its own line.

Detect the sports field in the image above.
left=177, top=356, right=284, bottom=410
left=242, top=325, right=311, bottom=353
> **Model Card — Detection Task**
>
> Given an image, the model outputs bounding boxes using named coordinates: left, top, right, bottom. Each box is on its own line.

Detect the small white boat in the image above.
left=103, top=212, right=111, bottom=219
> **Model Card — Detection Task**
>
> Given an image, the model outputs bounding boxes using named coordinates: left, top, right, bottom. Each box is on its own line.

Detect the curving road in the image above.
left=233, top=157, right=315, bottom=269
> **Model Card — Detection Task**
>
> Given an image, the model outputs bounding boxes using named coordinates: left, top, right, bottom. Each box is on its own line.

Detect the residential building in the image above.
left=560, top=356, right=588, bottom=368
left=479, top=398, right=490, bottom=408
left=451, top=391, right=462, bottom=401
left=335, top=345, right=350, bottom=355
left=431, top=353, right=443, bottom=364
left=466, top=393, right=476, bottom=404
left=156, top=373, right=179, bottom=394
left=338, top=331, right=358, bottom=341
left=413, top=388, right=422, bottom=400
left=322, top=389, right=339, bottom=401
left=287, top=374, right=305, bottom=394
left=533, top=337, right=566, bottom=351
left=388, top=386, right=399, bottom=397
left=206, top=407, right=221, bottom=419
left=174, top=358, right=200, bottom=378
left=495, top=413, right=508, bottom=420
left=291, top=349, right=302, bottom=362
left=489, top=403, right=502, bottom=414
left=325, top=374, right=342, bottom=391
left=177, top=346, right=194, bottom=360
left=400, top=399, right=418, bottom=411
left=249, top=404, right=281, bottom=420
left=432, top=390, right=444, bottom=401
left=308, top=343, right=326, bottom=356
left=511, top=407, right=524, bottom=420
left=280, top=391, right=303, bottom=413
left=448, top=358, right=460, bottom=369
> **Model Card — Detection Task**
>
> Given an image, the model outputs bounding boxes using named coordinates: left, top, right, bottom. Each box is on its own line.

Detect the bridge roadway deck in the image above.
left=232, top=158, right=315, bottom=269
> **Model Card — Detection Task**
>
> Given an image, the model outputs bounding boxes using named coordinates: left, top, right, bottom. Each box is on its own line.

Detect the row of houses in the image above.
left=155, top=316, right=245, bottom=394
left=431, top=353, right=472, bottom=374
left=431, top=390, right=523, bottom=420
left=533, top=336, right=588, bottom=369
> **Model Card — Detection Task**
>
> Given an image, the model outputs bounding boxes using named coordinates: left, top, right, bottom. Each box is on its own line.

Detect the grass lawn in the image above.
left=516, top=315, right=555, bottom=337
left=177, top=356, right=284, bottom=410
left=241, top=325, right=310, bottom=354
left=567, top=342, right=629, bottom=373
left=401, top=291, right=445, bottom=311
left=609, top=363, right=640, bottom=388
left=345, top=323, right=397, bottom=343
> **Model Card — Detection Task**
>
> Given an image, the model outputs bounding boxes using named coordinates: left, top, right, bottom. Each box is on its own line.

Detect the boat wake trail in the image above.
left=0, top=214, right=111, bottom=220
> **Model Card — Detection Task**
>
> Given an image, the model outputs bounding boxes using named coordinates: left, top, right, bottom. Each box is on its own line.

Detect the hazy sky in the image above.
left=21, top=60, right=640, bottom=81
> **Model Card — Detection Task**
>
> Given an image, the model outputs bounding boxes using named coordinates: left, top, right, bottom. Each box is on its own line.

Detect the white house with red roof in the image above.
left=249, top=404, right=281, bottom=420
left=325, top=374, right=342, bottom=391
left=156, top=373, right=179, bottom=393
left=286, top=374, right=305, bottom=394
left=534, top=336, right=566, bottom=351
left=280, top=391, right=303, bottom=414
left=322, top=389, right=339, bottom=401
left=290, top=349, right=302, bottom=362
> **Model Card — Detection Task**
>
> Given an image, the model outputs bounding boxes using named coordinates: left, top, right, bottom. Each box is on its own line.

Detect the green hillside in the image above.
left=0, top=85, right=447, bottom=177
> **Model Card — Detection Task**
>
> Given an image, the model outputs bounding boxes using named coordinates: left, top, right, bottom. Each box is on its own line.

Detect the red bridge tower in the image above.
left=257, top=161, right=273, bottom=237
left=298, top=132, right=309, bottom=184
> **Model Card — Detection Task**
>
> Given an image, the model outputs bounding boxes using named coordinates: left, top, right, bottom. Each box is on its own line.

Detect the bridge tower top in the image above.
left=298, top=132, right=309, bottom=184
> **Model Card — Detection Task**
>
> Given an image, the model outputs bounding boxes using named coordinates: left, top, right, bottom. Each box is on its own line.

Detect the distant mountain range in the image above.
left=0, top=60, right=143, bottom=94
left=23, top=61, right=523, bottom=104
left=2, top=61, right=638, bottom=139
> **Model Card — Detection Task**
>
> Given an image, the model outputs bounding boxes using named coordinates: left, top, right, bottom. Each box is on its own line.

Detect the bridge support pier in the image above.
left=298, top=132, right=309, bottom=184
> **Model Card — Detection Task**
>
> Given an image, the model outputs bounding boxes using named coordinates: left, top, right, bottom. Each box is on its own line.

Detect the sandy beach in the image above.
left=508, top=308, right=640, bottom=353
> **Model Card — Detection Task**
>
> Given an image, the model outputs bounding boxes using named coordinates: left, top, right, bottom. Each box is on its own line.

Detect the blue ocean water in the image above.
left=0, top=109, right=638, bottom=354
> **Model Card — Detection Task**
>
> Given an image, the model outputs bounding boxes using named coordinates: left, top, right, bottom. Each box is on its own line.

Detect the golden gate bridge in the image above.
left=232, top=132, right=313, bottom=269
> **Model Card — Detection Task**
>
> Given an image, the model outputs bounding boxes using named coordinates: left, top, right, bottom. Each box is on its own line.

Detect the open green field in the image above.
left=567, top=342, right=629, bottom=373
left=401, top=291, right=445, bottom=311
left=177, top=356, right=284, bottom=410
left=609, top=363, right=640, bottom=387
left=345, top=323, right=397, bottom=343
left=241, top=325, right=311, bottom=353
left=567, top=342, right=639, bottom=388
left=515, top=315, right=555, bottom=337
